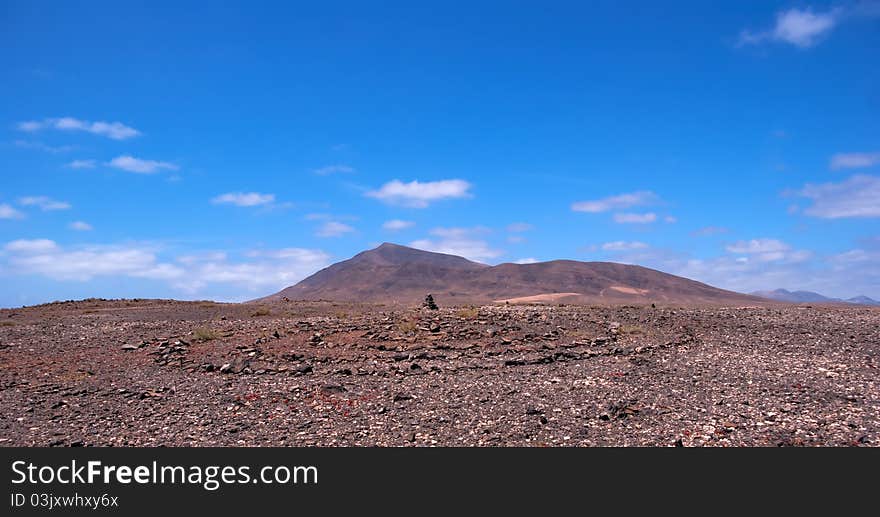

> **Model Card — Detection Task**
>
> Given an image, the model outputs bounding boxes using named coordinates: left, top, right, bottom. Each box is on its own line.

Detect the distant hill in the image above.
left=750, top=288, right=880, bottom=306
left=263, top=242, right=765, bottom=305
left=846, top=295, right=880, bottom=306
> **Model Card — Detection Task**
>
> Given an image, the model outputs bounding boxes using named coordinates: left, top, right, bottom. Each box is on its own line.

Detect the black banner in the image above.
left=0, top=447, right=876, bottom=514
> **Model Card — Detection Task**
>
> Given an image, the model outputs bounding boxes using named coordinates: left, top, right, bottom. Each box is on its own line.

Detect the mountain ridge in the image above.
left=263, top=243, right=766, bottom=305
left=750, top=288, right=880, bottom=306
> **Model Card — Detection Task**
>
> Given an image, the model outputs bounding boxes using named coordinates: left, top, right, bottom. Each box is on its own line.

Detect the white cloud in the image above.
left=739, top=8, right=840, bottom=48
left=514, top=257, right=538, bottom=264
left=506, top=222, right=533, bottom=233
left=171, top=248, right=331, bottom=294
left=366, top=179, right=472, bottom=208
left=0, top=204, right=25, bottom=220
left=13, top=140, right=76, bottom=153
left=66, top=159, right=96, bottom=169
left=409, top=227, right=501, bottom=263
left=18, top=117, right=140, bottom=140
left=601, top=241, right=649, bottom=251
left=69, top=221, right=93, bottom=231
left=108, top=155, right=178, bottom=174
left=2, top=240, right=172, bottom=281
left=4, top=239, right=59, bottom=253
left=18, top=196, right=71, bottom=211
left=211, top=192, right=275, bottom=207
left=409, top=238, right=501, bottom=263
left=726, top=238, right=790, bottom=254
left=613, top=212, right=657, bottom=224
left=724, top=238, right=812, bottom=263
left=316, top=221, right=355, bottom=237
left=313, top=165, right=355, bottom=175
left=594, top=237, right=878, bottom=299
left=664, top=215, right=677, bottom=223
left=830, top=152, right=880, bottom=170
left=571, top=191, right=658, bottom=213
left=0, top=239, right=331, bottom=295
left=382, top=219, right=415, bottom=231
left=796, top=174, right=880, bottom=218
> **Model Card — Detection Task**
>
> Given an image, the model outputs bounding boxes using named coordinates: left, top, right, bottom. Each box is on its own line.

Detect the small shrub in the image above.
left=193, top=327, right=220, bottom=341
left=619, top=324, right=644, bottom=335
left=250, top=306, right=271, bottom=317
left=0, top=321, right=16, bottom=327
left=397, top=318, right=419, bottom=333
left=456, top=307, right=479, bottom=319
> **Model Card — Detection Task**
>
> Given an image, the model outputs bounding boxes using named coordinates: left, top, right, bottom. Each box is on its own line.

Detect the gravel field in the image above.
left=1, top=299, right=878, bottom=447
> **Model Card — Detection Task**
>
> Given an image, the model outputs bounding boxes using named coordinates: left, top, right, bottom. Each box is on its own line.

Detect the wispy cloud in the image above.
left=108, top=155, right=178, bottom=174
left=316, top=221, right=355, bottom=237
left=382, top=219, right=415, bottom=231
left=0, top=239, right=330, bottom=296
left=69, top=221, right=93, bottom=231
left=725, top=238, right=811, bottom=263
left=613, top=212, right=657, bottom=224
left=506, top=222, right=533, bottom=233
left=17, top=117, right=140, bottom=140
left=410, top=226, right=501, bottom=262
left=830, top=152, right=880, bottom=170
left=313, top=164, right=355, bottom=175
left=2, top=239, right=174, bottom=281
left=13, top=140, right=76, bottom=153
left=65, top=159, right=96, bottom=169
left=4, top=239, right=58, bottom=253
left=514, top=257, right=538, bottom=264
left=0, top=204, right=25, bottom=220
left=739, top=7, right=841, bottom=48
left=211, top=192, right=276, bottom=207
left=726, top=238, right=789, bottom=254
left=601, top=240, right=649, bottom=251
left=738, top=5, right=880, bottom=49
left=18, top=196, right=71, bottom=211
left=571, top=191, right=658, bottom=213
left=796, top=174, right=880, bottom=218
left=692, top=226, right=729, bottom=237
left=171, top=248, right=332, bottom=295
left=366, top=179, right=472, bottom=208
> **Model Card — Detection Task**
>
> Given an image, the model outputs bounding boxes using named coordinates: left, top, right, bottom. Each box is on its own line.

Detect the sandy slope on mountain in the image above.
left=495, top=293, right=582, bottom=304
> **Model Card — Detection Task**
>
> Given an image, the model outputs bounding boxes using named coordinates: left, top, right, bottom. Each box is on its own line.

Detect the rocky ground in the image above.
left=0, top=298, right=878, bottom=446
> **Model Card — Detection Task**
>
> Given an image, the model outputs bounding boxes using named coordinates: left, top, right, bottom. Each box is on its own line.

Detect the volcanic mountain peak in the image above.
left=357, top=242, right=488, bottom=269
left=265, top=243, right=763, bottom=305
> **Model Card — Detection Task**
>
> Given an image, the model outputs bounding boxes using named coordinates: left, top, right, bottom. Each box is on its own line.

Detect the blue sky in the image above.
left=1, top=1, right=879, bottom=307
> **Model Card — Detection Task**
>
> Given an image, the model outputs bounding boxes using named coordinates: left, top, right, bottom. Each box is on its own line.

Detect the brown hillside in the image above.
left=264, top=243, right=764, bottom=305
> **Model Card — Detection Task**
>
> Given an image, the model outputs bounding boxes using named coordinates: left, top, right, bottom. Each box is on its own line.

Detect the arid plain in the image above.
left=1, top=297, right=877, bottom=447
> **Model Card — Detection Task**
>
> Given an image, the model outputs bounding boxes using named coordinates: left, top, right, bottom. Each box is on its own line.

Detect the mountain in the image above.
left=264, top=243, right=764, bottom=305
left=750, top=288, right=880, bottom=306
left=845, top=296, right=880, bottom=306
left=750, top=289, right=835, bottom=303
